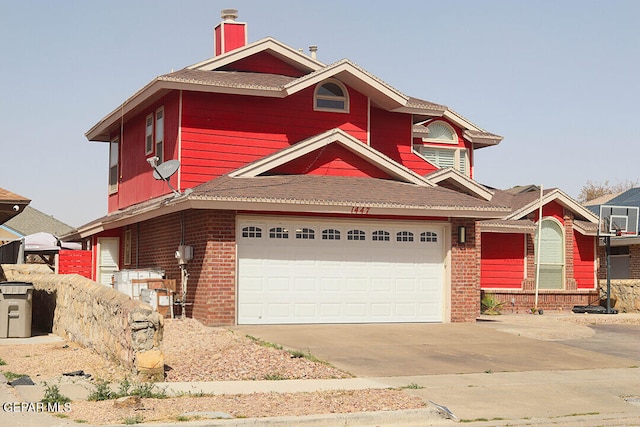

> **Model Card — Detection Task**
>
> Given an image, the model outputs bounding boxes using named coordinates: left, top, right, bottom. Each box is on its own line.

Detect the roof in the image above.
left=0, top=187, right=30, bottom=225
left=64, top=174, right=512, bottom=240
left=2, top=206, right=73, bottom=237
left=85, top=34, right=502, bottom=145
left=586, top=187, right=640, bottom=214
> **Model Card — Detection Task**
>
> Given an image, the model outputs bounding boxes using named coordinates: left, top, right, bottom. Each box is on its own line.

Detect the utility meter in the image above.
left=175, top=245, right=193, bottom=265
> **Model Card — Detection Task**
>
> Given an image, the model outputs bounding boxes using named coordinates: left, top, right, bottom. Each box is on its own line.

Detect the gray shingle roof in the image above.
left=3, top=206, right=73, bottom=237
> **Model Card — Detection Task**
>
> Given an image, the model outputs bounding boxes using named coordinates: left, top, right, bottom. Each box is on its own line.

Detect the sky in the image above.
left=1, top=0, right=638, bottom=227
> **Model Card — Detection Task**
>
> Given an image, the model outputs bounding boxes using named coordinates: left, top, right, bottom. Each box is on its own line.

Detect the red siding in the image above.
left=180, top=86, right=368, bottom=189
left=58, top=250, right=92, bottom=279
left=108, top=92, right=180, bottom=212
left=534, top=201, right=565, bottom=223
left=220, top=51, right=307, bottom=77
left=370, top=108, right=439, bottom=176
left=481, top=233, right=525, bottom=289
left=573, top=231, right=596, bottom=289
left=268, top=144, right=393, bottom=178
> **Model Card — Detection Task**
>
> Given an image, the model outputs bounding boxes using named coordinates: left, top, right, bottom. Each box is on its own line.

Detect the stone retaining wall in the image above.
left=1, top=264, right=164, bottom=380
left=599, top=279, right=640, bottom=312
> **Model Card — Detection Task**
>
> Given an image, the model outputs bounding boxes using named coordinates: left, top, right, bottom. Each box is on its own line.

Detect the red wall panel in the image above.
left=573, top=231, right=596, bottom=289
left=481, top=232, right=525, bottom=289
left=179, top=86, right=368, bottom=189
left=220, top=51, right=307, bottom=77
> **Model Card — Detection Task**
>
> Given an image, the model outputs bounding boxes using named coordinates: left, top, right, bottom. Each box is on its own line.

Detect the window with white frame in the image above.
left=534, top=218, right=565, bottom=290
left=314, top=80, right=349, bottom=112
left=396, top=231, right=414, bottom=242
left=413, top=120, right=469, bottom=175
left=155, top=107, right=164, bottom=163
left=347, top=229, right=366, bottom=241
left=372, top=230, right=390, bottom=242
left=322, top=229, right=341, bottom=240
left=242, top=226, right=262, bottom=238
left=420, top=231, right=438, bottom=242
left=269, top=227, right=289, bottom=239
left=109, top=137, right=119, bottom=194
left=145, top=114, right=153, bottom=155
left=296, top=228, right=315, bottom=239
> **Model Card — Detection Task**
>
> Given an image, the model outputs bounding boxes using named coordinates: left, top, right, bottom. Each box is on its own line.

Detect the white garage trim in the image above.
left=236, top=215, right=450, bottom=324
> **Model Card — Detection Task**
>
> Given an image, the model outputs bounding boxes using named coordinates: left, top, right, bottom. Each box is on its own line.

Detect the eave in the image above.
left=506, top=188, right=599, bottom=224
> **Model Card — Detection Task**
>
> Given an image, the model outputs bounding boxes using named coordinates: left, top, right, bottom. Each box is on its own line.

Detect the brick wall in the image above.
left=125, top=210, right=237, bottom=326
left=450, top=218, right=479, bottom=322
left=597, top=243, right=640, bottom=280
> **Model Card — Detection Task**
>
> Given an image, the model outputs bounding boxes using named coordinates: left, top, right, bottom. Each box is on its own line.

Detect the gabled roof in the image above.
left=586, top=187, right=640, bottom=213
left=64, top=173, right=512, bottom=240
left=425, top=168, right=494, bottom=201
left=188, top=37, right=325, bottom=73
left=0, top=188, right=30, bottom=225
left=505, top=188, right=598, bottom=224
left=229, top=128, right=434, bottom=186
left=2, top=206, right=73, bottom=237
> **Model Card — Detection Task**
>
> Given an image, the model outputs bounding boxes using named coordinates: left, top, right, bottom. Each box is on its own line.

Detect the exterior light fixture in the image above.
left=458, top=226, right=467, bottom=244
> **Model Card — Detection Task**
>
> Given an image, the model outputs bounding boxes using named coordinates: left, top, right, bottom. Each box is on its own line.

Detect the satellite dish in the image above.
left=153, top=160, right=180, bottom=180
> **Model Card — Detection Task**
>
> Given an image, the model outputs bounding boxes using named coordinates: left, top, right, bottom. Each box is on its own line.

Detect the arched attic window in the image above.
left=314, top=79, right=349, bottom=112
left=413, top=120, right=469, bottom=176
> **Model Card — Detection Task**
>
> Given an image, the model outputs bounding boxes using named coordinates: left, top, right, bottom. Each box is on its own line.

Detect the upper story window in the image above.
left=155, top=107, right=164, bottom=163
left=145, top=114, right=153, bottom=155
left=109, top=137, right=119, bottom=194
left=314, top=80, right=349, bottom=113
left=413, top=120, right=470, bottom=176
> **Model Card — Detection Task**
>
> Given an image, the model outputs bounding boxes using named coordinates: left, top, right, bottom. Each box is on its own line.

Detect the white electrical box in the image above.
left=175, top=245, right=193, bottom=265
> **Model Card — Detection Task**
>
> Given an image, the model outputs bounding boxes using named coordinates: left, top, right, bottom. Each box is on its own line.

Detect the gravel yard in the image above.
left=0, top=318, right=426, bottom=424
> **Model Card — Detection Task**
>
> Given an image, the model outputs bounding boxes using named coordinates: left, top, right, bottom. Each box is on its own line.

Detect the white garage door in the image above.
left=237, top=216, right=446, bottom=324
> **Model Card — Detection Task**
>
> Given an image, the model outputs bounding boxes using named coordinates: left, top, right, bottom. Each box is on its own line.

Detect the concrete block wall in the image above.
left=0, top=264, right=164, bottom=379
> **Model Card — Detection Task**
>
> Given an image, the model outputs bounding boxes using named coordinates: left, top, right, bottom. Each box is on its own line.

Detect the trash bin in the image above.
left=0, top=282, right=33, bottom=338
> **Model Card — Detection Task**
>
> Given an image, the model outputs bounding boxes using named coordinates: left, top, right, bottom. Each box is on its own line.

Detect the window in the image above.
left=372, top=230, right=390, bottom=241
left=415, top=146, right=469, bottom=176
left=242, top=226, right=262, bottom=238
left=347, top=229, right=366, bottom=241
left=420, top=231, right=438, bottom=242
left=155, top=107, right=164, bottom=163
left=424, top=121, right=456, bottom=144
left=269, top=227, right=289, bottom=239
left=534, top=218, right=565, bottom=290
left=322, top=229, right=341, bottom=240
left=296, top=228, right=315, bottom=239
left=396, top=231, right=414, bottom=242
left=314, top=80, right=349, bottom=112
left=109, top=137, right=119, bottom=194
left=145, top=114, right=153, bottom=155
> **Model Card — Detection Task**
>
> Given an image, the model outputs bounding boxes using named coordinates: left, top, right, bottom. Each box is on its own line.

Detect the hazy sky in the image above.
left=1, top=0, right=638, bottom=227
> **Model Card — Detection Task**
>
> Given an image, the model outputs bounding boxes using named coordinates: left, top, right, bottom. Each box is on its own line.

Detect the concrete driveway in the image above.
left=234, top=314, right=640, bottom=377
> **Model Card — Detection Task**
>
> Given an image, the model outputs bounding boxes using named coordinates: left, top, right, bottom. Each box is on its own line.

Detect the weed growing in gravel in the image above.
left=245, top=335, right=283, bottom=350
left=2, top=371, right=27, bottom=381
left=41, top=382, right=71, bottom=405
left=74, top=420, right=88, bottom=424
left=0, top=357, right=6, bottom=365
left=123, top=414, right=144, bottom=425
left=88, top=378, right=167, bottom=401
left=264, top=373, right=287, bottom=380
left=400, top=383, right=424, bottom=389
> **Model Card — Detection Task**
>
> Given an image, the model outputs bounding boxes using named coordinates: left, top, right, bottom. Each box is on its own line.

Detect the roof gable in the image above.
left=189, top=37, right=324, bottom=74
left=228, top=128, right=435, bottom=186
left=505, top=188, right=599, bottom=224
left=425, top=168, right=494, bottom=201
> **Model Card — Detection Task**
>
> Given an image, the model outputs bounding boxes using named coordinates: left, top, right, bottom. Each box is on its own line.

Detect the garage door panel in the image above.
left=238, top=218, right=445, bottom=324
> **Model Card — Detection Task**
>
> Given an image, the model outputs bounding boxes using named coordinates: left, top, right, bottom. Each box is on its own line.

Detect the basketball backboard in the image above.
left=599, top=205, right=639, bottom=237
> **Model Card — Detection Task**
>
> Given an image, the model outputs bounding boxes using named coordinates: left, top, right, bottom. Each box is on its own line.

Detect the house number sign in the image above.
left=350, top=206, right=371, bottom=214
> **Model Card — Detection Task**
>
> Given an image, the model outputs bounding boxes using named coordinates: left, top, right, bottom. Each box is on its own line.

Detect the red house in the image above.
left=66, top=10, right=599, bottom=324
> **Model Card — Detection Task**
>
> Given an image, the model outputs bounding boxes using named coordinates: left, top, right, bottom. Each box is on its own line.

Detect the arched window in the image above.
left=425, top=121, right=456, bottom=143
left=396, top=231, right=414, bottom=242
left=413, top=120, right=469, bottom=176
left=322, top=229, right=341, bottom=240
left=420, top=231, right=438, bottom=242
left=347, top=229, right=366, bottom=241
left=535, top=218, right=565, bottom=289
left=295, top=227, right=315, bottom=239
left=372, top=230, right=390, bottom=242
left=314, top=80, right=349, bottom=112
left=269, top=227, right=289, bottom=239
left=242, top=226, right=262, bottom=238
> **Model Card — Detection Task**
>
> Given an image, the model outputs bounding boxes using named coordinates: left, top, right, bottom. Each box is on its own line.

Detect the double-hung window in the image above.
left=109, top=137, right=119, bottom=194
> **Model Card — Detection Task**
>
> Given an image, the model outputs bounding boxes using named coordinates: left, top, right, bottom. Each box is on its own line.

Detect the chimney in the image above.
left=214, top=9, right=247, bottom=56
left=309, top=45, right=318, bottom=60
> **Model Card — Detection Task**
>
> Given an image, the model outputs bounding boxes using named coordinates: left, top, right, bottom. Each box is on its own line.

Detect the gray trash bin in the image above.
left=0, top=282, right=33, bottom=338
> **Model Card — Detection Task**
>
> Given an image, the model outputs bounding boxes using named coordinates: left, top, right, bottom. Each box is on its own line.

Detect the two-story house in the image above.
left=66, top=10, right=600, bottom=325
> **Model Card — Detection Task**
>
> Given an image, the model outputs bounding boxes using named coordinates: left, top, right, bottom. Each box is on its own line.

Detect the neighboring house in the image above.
left=479, top=185, right=599, bottom=311
left=63, top=10, right=599, bottom=325
left=0, top=188, right=30, bottom=231
left=1, top=206, right=74, bottom=244
left=586, top=187, right=640, bottom=280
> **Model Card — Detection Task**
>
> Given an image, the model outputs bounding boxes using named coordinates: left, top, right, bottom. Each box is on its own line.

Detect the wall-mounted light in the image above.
left=458, top=226, right=467, bottom=244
